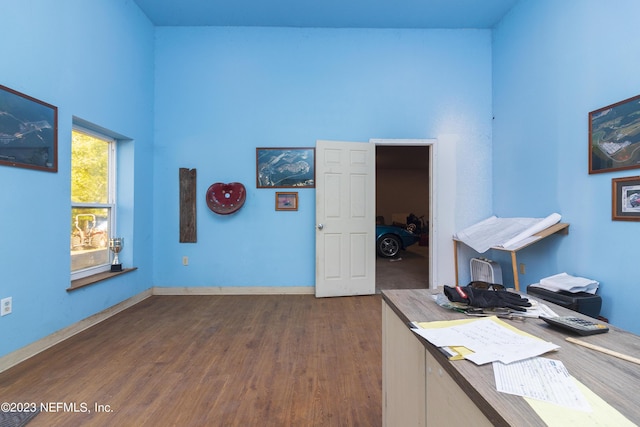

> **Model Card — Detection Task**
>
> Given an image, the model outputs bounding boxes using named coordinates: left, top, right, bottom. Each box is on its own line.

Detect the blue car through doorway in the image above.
left=376, top=225, right=420, bottom=258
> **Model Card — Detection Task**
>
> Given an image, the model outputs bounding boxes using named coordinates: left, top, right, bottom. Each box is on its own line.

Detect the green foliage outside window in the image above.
left=71, top=130, right=109, bottom=204
left=70, top=130, right=112, bottom=262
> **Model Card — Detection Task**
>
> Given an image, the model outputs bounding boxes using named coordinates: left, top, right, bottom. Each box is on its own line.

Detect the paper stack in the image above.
left=535, top=272, right=599, bottom=294
left=453, top=213, right=561, bottom=253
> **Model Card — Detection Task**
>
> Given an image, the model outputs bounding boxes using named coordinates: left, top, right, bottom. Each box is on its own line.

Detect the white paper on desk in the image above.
left=493, top=357, right=591, bottom=412
left=453, top=213, right=561, bottom=253
left=537, top=272, right=599, bottom=294
left=412, top=318, right=559, bottom=365
left=518, top=302, right=559, bottom=319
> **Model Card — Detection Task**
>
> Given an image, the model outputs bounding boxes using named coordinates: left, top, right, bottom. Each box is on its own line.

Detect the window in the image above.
left=70, top=127, right=116, bottom=279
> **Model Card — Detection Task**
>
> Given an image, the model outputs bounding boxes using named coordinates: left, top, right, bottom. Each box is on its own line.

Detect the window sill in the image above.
left=68, top=267, right=137, bottom=292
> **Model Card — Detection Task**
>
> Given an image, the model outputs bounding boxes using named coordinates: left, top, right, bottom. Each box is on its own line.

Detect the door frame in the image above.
left=370, top=138, right=443, bottom=288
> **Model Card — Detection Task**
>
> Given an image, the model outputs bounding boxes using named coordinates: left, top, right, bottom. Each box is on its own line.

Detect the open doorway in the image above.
left=375, top=144, right=430, bottom=292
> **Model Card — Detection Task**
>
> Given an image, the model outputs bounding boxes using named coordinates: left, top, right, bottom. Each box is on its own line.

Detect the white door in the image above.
left=315, top=140, right=375, bottom=297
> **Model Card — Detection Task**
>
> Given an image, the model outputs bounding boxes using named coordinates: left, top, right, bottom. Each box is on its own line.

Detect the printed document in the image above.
left=493, top=357, right=591, bottom=411
left=412, top=317, right=559, bottom=365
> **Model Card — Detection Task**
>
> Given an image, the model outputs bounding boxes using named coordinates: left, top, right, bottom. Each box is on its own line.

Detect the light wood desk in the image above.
left=453, top=222, right=570, bottom=291
left=382, top=289, right=640, bottom=427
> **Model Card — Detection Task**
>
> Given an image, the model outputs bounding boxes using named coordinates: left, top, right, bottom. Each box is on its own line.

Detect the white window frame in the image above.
left=70, top=125, right=117, bottom=280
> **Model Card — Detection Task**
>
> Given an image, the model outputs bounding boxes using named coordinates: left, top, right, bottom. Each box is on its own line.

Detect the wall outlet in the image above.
left=519, top=263, right=526, bottom=275
left=1, top=297, right=12, bottom=316
left=182, top=256, right=189, bottom=266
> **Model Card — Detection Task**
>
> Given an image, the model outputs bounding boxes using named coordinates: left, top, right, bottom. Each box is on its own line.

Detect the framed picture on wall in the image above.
left=275, top=192, right=298, bottom=211
left=256, top=147, right=315, bottom=188
left=612, top=176, right=640, bottom=221
left=0, top=84, right=58, bottom=172
left=589, top=94, right=640, bottom=174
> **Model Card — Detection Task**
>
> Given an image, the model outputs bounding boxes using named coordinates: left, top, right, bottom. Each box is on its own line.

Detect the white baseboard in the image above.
left=0, top=289, right=153, bottom=374
left=0, top=286, right=315, bottom=373
left=151, top=286, right=315, bottom=295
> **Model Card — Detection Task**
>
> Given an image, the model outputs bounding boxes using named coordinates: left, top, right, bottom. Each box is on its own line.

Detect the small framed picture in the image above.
left=612, top=176, right=640, bottom=221
left=275, top=192, right=298, bottom=211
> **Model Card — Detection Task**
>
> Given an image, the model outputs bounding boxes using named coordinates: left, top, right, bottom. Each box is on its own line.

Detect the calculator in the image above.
left=539, top=316, right=609, bottom=336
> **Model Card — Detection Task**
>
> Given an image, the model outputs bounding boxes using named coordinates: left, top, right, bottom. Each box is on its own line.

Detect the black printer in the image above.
left=526, top=284, right=602, bottom=319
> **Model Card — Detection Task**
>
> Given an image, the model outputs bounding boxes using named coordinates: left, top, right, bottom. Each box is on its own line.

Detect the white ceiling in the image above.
left=133, top=0, right=519, bottom=28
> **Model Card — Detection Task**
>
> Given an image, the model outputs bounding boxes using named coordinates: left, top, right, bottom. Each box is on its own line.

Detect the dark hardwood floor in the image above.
left=0, top=294, right=382, bottom=426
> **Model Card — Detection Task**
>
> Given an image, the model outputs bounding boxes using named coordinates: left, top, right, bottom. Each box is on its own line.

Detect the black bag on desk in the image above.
left=526, top=285, right=602, bottom=318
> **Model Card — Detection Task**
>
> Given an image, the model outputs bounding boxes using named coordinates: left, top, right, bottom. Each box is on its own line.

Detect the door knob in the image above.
left=317, top=223, right=324, bottom=230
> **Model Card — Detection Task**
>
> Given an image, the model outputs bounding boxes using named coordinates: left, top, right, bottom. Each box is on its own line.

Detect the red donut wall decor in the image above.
left=206, top=182, right=246, bottom=215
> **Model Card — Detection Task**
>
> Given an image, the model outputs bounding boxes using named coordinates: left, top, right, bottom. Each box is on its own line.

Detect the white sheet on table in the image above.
left=453, top=213, right=561, bottom=253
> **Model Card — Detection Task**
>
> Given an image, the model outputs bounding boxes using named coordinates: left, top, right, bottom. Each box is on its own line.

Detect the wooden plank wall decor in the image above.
left=179, top=168, right=197, bottom=243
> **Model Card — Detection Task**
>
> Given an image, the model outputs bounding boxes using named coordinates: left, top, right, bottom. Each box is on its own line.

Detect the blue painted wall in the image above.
left=152, top=27, right=493, bottom=288
left=6, top=0, right=638, bottom=361
left=0, top=0, right=155, bottom=357
left=493, top=0, right=640, bottom=332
